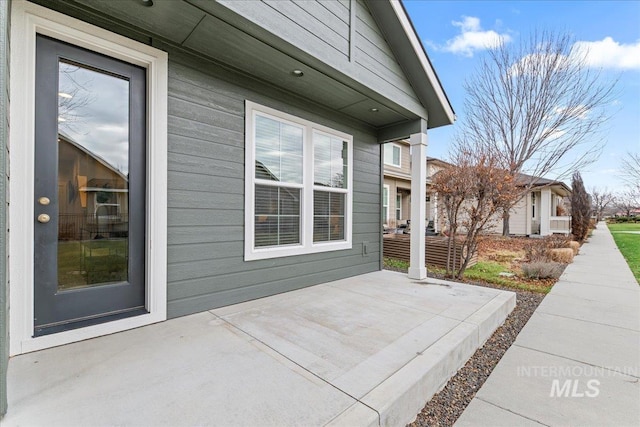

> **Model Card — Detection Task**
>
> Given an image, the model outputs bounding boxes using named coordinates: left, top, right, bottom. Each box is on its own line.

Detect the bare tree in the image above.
left=615, top=188, right=640, bottom=217
left=619, top=151, right=640, bottom=190
left=432, top=142, right=518, bottom=278
left=590, top=187, right=616, bottom=221
left=459, top=30, right=617, bottom=235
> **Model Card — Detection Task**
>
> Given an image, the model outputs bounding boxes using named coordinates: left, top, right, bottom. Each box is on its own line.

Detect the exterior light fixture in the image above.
left=141, top=0, right=154, bottom=6
left=370, top=108, right=379, bottom=113
left=291, top=69, right=304, bottom=77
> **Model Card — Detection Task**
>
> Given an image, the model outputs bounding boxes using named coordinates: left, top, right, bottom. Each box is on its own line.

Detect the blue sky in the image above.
left=403, top=0, right=640, bottom=192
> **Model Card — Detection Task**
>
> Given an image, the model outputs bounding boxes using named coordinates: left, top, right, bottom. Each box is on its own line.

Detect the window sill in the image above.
left=244, top=241, right=352, bottom=261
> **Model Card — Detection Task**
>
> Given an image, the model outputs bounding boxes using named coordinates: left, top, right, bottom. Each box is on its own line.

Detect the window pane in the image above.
left=255, top=115, right=303, bottom=183
left=57, top=60, right=130, bottom=290
left=393, top=146, right=400, bottom=166
left=255, top=185, right=300, bottom=247
left=314, top=191, right=329, bottom=216
left=384, top=144, right=400, bottom=166
left=313, top=191, right=345, bottom=242
left=384, top=144, right=392, bottom=164
left=314, top=133, right=331, bottom=186
left=314, top=132, right=347, bottom=188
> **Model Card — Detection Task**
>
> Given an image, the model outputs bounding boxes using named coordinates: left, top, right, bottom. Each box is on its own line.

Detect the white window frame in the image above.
left=384, top=143, right=401, bottom=168
left=383, top=185, right=390, bottom=224
left=244, top=101, right=353, bottom=261
left=9, top=1, right=168, bottom=355
left=396, top=193, right=402, bottom=221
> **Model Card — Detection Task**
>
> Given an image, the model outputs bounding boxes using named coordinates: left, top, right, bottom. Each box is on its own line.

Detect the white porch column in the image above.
left=540, top=188, right=551, bottom=236
left=408, top=131, right=428, bottom=279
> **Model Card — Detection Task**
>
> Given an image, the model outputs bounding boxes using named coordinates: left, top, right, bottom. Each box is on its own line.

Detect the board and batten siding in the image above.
left=0, top=0, right=10, bottom=417
left=164, top=47, right=381, bottom=318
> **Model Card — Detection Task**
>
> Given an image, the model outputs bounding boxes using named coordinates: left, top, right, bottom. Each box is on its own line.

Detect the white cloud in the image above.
left=572, top=37, right=640, bottom=70
left=439, top=16, right=511, bottom=57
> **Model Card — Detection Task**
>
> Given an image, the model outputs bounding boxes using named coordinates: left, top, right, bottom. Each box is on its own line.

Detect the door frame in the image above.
left=9, top=1, right=168, bottom=355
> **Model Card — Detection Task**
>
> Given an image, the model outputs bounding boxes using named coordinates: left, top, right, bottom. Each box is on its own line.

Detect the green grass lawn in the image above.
left=464, top=261, right=552, bottom=294
left=58, top=240, right=128, bottom=289
left=383, top=257, right=552, bottom=293
left=608, top=223, right=640, bottom=284
left=607, top=222, right=640, bottom=232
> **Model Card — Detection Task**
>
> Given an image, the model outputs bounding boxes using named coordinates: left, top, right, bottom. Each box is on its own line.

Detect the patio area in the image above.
left=5, top=270, right=515, bottom=426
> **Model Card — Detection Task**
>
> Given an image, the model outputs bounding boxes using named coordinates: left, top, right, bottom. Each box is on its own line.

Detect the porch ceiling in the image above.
left=49, top=0, right=427, bottom=131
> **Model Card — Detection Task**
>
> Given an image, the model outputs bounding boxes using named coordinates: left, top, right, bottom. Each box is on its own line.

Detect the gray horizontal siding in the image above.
left=354, top=0, right=419, bottom=104
left=212, top=0, right=424, bottom=115
left=21, top=0, right=382, bottom=322
left=217, top=0, right=350, bottom=59
left=165, top=46, right=381, bottom=318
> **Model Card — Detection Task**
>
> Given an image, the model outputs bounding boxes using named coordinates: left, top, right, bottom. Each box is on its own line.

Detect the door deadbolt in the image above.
left=37, top=214, right=50, bottom=223
left=38, top=197, right=50, bottom=206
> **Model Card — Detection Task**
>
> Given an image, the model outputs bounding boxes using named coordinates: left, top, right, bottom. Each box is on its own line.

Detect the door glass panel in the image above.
left=57, top=60, right=130, bottom=290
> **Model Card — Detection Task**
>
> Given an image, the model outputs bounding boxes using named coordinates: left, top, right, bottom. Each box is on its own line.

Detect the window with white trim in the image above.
left=396, top=193, right=402, bottom=221
left=384, top=143, right=401, bottom=167
left=383, top=185, right=389, bottom=224
left=532, top=193, right=536, bottom=219
left=245, top=101, right=353, bottom=260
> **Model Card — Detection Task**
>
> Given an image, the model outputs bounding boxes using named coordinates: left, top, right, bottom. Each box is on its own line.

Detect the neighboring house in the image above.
left=486, top=173, right=572, bottom=236
left=382, top=140, right=449, bottom=231
left=383, top=144, right=571, bottom=237
left=57, top=133, right=130, bottom=241
left=0, top=0, right=455, bottom=416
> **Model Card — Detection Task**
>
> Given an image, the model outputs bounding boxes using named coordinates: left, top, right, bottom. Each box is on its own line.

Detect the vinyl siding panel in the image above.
left=164, top=48, right=381, bottom=318
left=509, top=196, right=528, bottom=235
left=0, top=0, right=9, bottom=417
left=11, top=1, right=382, bottom=326
left=217, top=0, right=350, bottom=60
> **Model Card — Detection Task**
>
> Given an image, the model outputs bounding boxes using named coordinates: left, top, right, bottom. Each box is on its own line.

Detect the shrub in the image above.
left=571, top=171, right=591, bottom=242
left=524, top=236, right=568, bottom=262
left=524, top=239, right=550, bottom=262
left=522, top=261, right=565, bottom=279
left=549, top=248, right=574, bottom=263
left=568, top=241, right=580, bottom=255
left=545, top=235, right=570, bottom=249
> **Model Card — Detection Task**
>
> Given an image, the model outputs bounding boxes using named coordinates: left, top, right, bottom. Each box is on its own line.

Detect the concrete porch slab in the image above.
left=5, top=270, right=515, bottom=426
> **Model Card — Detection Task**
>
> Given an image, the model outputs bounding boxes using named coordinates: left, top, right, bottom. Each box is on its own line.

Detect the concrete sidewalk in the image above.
left=456, top=222, right=640, bottom=427
left=5, top=270, right=514, bottom=427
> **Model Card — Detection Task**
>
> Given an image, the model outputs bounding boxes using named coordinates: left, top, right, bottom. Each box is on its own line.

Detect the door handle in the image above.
left=37, top=214, right=50, bottom=223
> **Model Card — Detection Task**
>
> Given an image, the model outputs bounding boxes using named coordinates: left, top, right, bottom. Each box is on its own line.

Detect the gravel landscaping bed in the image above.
left=403, top=271, right=546, bottom=427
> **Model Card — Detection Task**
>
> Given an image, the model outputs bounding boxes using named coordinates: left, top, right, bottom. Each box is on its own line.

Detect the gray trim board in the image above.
left=377, top=118, right=427, bottom=143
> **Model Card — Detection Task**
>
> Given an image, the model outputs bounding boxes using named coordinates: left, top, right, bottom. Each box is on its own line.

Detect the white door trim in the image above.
left=9, top=0, right=168, bottom=355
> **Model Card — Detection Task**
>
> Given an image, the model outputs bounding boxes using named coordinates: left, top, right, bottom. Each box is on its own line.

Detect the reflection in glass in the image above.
left=255, top=115, right=303, bottom=183
left=57, top=60, right=130, bottom=290
left=313, top=132, right=347, bottom=188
